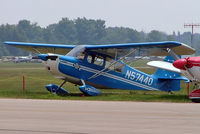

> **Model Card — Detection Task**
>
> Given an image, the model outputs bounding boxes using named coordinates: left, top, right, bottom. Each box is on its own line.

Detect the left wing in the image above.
left=4, top=41, right=195, bottom=57
left=4, top=42, right=75, bottom=55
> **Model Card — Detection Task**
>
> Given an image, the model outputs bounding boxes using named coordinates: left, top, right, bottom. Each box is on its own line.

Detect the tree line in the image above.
left=0, top=17, right=200, bottom=57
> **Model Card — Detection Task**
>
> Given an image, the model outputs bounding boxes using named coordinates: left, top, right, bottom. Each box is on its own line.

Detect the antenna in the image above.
left=184, top=23, right=200, bottom=46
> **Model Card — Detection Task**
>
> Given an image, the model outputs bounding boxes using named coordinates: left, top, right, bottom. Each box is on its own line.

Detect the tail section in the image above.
left=152, top=56, right=187, bottom=91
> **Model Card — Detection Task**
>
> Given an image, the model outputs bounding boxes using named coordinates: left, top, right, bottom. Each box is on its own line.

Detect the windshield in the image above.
left=66, top=45, right=86, bottom=58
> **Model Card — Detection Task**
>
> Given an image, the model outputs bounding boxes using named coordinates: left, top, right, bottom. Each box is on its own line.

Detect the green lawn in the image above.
left=0, top=62, right=191, bottom=102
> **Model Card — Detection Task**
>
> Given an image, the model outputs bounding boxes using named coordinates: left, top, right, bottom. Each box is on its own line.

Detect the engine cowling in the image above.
left=173, top=57, right=200, bottom=70
left=38, top=53, right=65, bottom=79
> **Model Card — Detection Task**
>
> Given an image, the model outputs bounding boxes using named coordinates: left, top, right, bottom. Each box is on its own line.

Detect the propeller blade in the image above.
left=38, top=54, right=49, bottom=61
left=32, top=56, right=40, bottom=59
left=47, top=55, right=58, bottom=60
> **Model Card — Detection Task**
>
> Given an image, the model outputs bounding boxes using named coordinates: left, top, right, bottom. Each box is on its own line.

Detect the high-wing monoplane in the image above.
left=4, top=41, right=195, bottom=96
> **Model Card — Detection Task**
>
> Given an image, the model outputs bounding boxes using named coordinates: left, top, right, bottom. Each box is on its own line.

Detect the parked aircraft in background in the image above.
left=2, top=56, right=41, bottom=63
left=4, top=41, right=194, bottom=97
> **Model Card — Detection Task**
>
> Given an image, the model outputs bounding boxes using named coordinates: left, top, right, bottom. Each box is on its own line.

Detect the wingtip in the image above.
left=3, top=41, right=17, bottom=45
left=3, top=41, right=9, bottom=44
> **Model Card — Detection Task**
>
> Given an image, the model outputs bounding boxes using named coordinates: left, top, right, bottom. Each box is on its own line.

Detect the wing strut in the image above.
left=166, top=48, right=179, bottom=60
left=87, top=49, right=138, bottom=80
left=32, top=48, right=41, bottom=54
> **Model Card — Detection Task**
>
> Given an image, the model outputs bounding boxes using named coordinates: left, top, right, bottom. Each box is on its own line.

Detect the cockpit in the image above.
left=86, top=52, right=124, bottom=73
left=66, top=45, right=125, bottom=73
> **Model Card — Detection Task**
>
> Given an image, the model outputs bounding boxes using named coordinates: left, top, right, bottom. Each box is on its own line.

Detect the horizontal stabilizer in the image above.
left=157, top=76, right=189, bottom=81
left=147, top=61, right=181, bottom=73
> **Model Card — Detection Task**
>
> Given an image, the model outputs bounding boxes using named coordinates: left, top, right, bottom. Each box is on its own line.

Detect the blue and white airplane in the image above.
left=4, top=41, right=195, bottom=96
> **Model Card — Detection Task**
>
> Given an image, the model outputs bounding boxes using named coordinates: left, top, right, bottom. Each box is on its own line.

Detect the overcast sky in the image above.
left=1, top=0, right=200, bottom=34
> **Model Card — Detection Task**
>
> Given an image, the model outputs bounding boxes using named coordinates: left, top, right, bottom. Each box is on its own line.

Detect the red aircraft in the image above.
left=173, top=57, right=200, bottom=102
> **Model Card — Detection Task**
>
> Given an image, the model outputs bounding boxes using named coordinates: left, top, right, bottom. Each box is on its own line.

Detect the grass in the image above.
left=0, top=61, right=192, bottom=103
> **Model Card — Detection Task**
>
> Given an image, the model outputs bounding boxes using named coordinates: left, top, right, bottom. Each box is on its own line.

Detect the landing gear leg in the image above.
left=56, top=80, right=67, bottom=94
left=81, top=79, right=85, bottom=86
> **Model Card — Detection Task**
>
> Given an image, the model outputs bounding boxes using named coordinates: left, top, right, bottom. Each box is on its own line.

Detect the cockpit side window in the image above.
left=87, top=54, right=104, bottom=66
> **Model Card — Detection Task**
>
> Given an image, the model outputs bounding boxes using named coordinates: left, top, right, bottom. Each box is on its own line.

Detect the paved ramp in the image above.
left=0, top=99, right=200, bottom=134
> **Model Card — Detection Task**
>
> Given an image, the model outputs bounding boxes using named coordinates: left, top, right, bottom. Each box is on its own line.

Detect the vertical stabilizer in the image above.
left=153, top=56, right=187, bottom=91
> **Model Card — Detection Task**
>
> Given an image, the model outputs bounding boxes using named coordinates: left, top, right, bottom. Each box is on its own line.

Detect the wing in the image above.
left=4, top=41, right=75, bottom=55
left=85, top=41, right=195, bottom=57
left=4, top=41, right=195, bottom=57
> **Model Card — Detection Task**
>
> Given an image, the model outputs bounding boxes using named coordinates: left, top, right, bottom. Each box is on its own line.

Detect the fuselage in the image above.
left=40, top=52, right=181, bottom=92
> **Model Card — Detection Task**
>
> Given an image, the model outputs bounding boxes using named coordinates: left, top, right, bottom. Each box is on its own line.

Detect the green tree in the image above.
left=75, top=17, right=106, bottom=44
left=101, top=27, right=142, bottom=44
left=17, top=20, right=44, bottom=42
left=53, top=18, right=77, bottom=44
left=146, top=30, right=167, bottom=42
